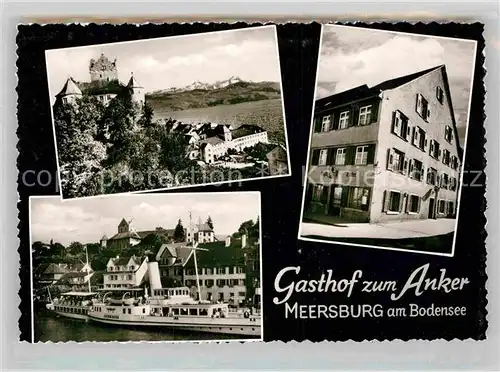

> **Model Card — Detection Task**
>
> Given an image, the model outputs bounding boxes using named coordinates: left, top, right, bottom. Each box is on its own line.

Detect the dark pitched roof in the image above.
left=136, top=229, right=177, bottom=239
left=200, top=136, right=224, bottom=146
left=231, top=124, right=265, bottom=139
left=184, top=241, right=245, bottom=268
left=316, top=65, right=442, bottom=111
left=196, top=223, right=213, bottom=232
left=156, top=242, right=193, bottom=265
left=56, top=77, right=83, bottom=97
left=109, top=255, right=144, bottom=267
left=109, top=231, right=141, bottom=240
left=127, top=74, right=142, bottom=88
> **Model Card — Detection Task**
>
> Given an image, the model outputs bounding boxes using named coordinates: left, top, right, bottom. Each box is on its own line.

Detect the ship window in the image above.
left=172, top=308, right=179, bottom=315
left=128, top=309, right=131, bottom=314
left=189, top=308, right=198, bottom=316
left=180, top=308, right=188, bottom=316
left=142, top=308, right=146, bottom=314
left=123, top=309, right=126, bottom=314
left=199, top=308, right=208, bottom=316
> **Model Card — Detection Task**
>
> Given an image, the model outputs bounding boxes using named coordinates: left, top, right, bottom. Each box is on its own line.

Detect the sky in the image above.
left=45, top=26, right=281, bottom=105
left=30, top=193, right=260, bottom=246
left=316, top=25, right=477, bottom=128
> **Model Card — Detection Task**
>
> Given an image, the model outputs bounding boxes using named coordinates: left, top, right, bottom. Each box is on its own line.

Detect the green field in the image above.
left=153, top=98, right=286, bottom=144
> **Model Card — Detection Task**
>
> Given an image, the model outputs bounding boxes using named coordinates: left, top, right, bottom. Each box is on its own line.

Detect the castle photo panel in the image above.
left=299, top=24, right=477, bottom=256
left=45, top=25, right=290, bottom=200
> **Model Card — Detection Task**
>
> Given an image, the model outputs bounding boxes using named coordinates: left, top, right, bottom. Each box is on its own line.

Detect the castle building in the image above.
left=55, top=53, right=144, bottom=109
left=304, top=65, right=462, bottom=224
left=89, top=53, right=118, bottom=82
left=105, top=218, right=142, bottom=250
left=186, top=218, right=215, bottom=244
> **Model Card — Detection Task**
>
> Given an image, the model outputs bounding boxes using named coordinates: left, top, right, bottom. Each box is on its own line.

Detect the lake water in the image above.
left=34, top=310, right=249, bottom=343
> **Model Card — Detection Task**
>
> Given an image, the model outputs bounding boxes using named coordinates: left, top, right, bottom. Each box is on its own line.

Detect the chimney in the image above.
left=225, top=236, right=231, bottom=247
left=241, top=234, right=247, bottom=249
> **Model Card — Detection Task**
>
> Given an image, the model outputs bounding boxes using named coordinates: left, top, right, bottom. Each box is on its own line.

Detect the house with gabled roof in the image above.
left=103, top=255, right=149, bottom=290
left=305, top=65, right=462, bottom=224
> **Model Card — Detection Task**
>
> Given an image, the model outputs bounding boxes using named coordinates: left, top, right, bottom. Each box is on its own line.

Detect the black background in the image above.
left=17, top=22, right=486, bottom=342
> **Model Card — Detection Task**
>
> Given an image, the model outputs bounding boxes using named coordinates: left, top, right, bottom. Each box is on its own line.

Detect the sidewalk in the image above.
left=300, top=218, right=457, bottom=240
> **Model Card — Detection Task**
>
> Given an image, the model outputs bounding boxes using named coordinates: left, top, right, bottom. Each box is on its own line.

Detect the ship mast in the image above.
left=190, top=211, right=204, bottom=303
left=85, top=244, right=91, bottom=293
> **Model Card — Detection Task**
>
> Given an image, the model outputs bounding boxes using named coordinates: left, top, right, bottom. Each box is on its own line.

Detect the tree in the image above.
left=137, top=101, right=154, bottom=128
left=173, top=219, right=186, bottom=242
left=68, top=241, right=85, bottom=255
left=206, top=216, right=214, bottom=230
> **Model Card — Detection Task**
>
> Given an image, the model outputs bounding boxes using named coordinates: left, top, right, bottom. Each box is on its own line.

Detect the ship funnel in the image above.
left=147, top=262, right=162, bottom=290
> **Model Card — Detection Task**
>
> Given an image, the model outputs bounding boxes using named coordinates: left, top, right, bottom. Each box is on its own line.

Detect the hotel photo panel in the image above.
left=299, top=25, right=477, bottom=257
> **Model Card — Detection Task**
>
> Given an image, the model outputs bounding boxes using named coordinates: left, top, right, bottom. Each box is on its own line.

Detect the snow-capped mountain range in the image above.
left=153, top=76, right=246, bottom=94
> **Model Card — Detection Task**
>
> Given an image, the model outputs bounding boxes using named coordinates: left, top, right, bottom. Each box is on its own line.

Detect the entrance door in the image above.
left=328, top=186, right=342, bottom=216
left=428, top=198, right=436, bottom=219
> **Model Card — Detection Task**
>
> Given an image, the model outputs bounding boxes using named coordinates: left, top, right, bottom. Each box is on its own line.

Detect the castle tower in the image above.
left=223, top=125, right=232, bottom=142
left=89, top=53, right=118, bottom=82
left=118, top=218, right=130, bottom=233
left=56, top=77, right=82, bottom=105
left=100, top=234, right=108, bottom=248
left=127, top=73, right=145, bottom=108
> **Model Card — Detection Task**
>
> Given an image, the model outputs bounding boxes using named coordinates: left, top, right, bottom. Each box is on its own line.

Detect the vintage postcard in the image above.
left=30, top=192, right=262, bottom=342
left=298, top=24, right=477, bottom=256
left=45, top=25, right=290, bottom=200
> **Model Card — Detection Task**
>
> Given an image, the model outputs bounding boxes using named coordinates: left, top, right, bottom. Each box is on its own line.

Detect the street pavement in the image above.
left=300, top=218, right=457, bottom=239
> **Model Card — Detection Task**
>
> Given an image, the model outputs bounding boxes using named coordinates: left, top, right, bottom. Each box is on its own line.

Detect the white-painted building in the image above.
left=103, top=255, right=149, bottom=290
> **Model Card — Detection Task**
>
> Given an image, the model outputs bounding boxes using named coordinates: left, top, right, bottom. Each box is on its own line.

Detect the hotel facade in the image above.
left=304, top=65, right=462, bottom=224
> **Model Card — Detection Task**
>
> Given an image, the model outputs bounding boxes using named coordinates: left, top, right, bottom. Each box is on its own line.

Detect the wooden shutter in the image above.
left=340, top=186, right=349, bottom=207
left=346, top=146, right=356, bottom=165
left=326, top=148, right=334, bottom=165
left=405, top=195, right=410, bottom=213
left=416, top=93, right=422, bottom=114
left=382, top=190, right=391, bottom=212
left=314, top=117, right=321, bottom=133
left=417, top=197, right=422, bottom=213
left=403, top=159, right=409, bottom=175
left=370, top=100, right=379, bottom=124
left=332, top=111, right=340, bottom=130
left=391, top=111, right=397, bottom=133
left=353, top=105, right=360, bottom=126
left=311, top=149, right=320, bottom=165
left=405, top=123, right=411, bottom=142
left=366, top=144, right=376, bottom=165
left=399, top=193, right=405, bottom=212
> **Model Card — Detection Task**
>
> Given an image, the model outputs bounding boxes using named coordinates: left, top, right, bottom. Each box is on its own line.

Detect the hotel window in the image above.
left=338, top=111, right=349, bottom=129
left=436, top=86, right=444, bottom=104
left=442, top=149, right=451, bottom=166
left=392, top=110, right=410, bottom=140
left=429, top=140, right=441, bottom=159
left=62, top=97, right=68, bottom=104
left=438, top=200, right=446, bottom=214
left=412, top=127, right=427, bottom=151
left=416, top=93, right=430, bottom=121
left=384, top=191, right=402, bottom=213
left=321, top=115, right=332, bottom=132
left=450, top=155, right=458, bottom=170
left=335, top=148, right=346, bottom=165
left=409, top=159, right=424, bottom=181
left=348, top=187, right=370, bottom=211
left=355, top=146, right=369, bottom=165
left=387, top=148, right=405, bottom=173
left=444, top=125, right=453, bottom=143
left=206, top=268, right=212, bottom=275
left=408, top=195, right=421, bottom=213
left=426, top=167, right=437, bottom=185
left=358, top=105, right=372, bottom=126
left=312, top=184, right=324, bottom=202
left=318, top=149, right=328, bottom=166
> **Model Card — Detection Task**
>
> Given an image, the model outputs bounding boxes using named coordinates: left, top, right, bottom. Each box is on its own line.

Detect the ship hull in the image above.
left=53, top=310, right=89, bottom=321
left=88, top=313, right=261, bottom=337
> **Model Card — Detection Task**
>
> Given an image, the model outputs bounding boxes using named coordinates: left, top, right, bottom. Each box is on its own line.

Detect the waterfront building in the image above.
left=103, top=255, right=149, bottom=290
left=304, top=65, right=462, bottom=223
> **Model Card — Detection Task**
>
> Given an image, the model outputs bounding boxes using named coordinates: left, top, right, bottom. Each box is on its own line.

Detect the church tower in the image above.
left=89, top=53, right=118, bottom=82
left=56, top=77, right=82, bottom=105
left=127, top=73, right=145, bottom=109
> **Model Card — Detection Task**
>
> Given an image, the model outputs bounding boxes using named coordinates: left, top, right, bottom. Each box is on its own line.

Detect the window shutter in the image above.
left=424, top=137, right=428, bottom=151
left=391, top=111, right=397, bottom=133
left=340, top=187, right=349, bottom=207
left=366, top=144, right=376, bottom=165
left=328, top=114, right=334, bottom=131
left=333, top=111, right=340, bottom=130
left=326, top=148, right=334, bottom=165
left=417, top=197, right=421, bottom=213
left=427, top=109, right=431, bottom=120
left=311, top=149, right=320, bottom=165
left=405, top=195, right=410, bottom=213
left=382, top=190, right=389, bottom=212
left=403, top=159, right=409, bottom=175
left=406, top=124, right=411, bottom=141
left=408, top=159, right=414, bottom=177
left=416, top=94, right=422, bottom=113
left=386, top=148, right=393, bottom=170
left=370, top=100, right=379, bottom=123
left=399, top=193, right=405, bottom=212
left=346, top=146, right=356, bottom=165
left=314, top=117, right=321, bottom=133
left=351, top=105, right=360, bottom=127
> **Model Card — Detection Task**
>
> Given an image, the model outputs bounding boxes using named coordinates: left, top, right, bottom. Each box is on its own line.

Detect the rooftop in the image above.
left=231, top=124, right=265, bottom=139
left=183, top=241, right=246, bottom=269
left=56, top=78, right=83, bottom=97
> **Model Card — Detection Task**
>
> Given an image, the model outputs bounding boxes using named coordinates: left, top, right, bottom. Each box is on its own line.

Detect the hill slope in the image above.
left=147, top=81, right=281, bottom=112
